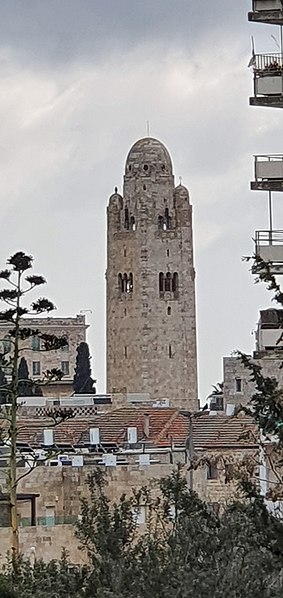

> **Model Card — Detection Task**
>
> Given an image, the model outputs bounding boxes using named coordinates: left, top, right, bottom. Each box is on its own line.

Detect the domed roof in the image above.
left=108, top=186, right=123, bottom=209
left=174, top=184, right=190, bottom=206
left=125, top=137, right=173, bottom=175
left=174, top=184, right=189, bottom=198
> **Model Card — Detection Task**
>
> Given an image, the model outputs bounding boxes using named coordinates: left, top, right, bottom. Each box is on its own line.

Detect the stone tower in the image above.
left=106, top=137, right=198, bottom=410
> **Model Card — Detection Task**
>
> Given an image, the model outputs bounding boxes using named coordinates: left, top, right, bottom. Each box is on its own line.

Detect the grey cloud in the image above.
left=0, top=0, right=251, bottom=65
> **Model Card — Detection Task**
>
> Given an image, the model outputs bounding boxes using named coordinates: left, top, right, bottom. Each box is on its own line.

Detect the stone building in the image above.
left=0, top=406, right=257, bottom=563
left=0, top=315, right=87, bottom=397
left=223, top=308, right=283, bottom=410
left=106, top=137, right=198, bottom=411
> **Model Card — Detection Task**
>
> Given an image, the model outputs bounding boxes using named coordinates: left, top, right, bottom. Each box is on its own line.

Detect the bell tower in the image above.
left=106, top=137, right=198, bottom=410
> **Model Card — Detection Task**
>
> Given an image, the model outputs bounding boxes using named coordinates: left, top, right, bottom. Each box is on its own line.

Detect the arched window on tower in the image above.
left=159, top=272, right=165, bottom=296
left=130, top=216, right=136, bottom=231
left=123, top=273, right=128, bottom=293
left=172, top=272, right=179, bottom=297
left=118, top=273, right=123, bottom=293
left=127, top=273, right=133, bottom=293
left=164, top=208, right=172, bottom=230
left=158, top=215, right=164, bottom=230
left=165, top=272, right=172, bottom=292
left=119, top=273, right=133, bottom=295
left=124, top=208, right=129, bottom=230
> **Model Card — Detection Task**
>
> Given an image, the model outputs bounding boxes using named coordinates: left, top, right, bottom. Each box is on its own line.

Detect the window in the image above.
left=172, top=272, right=178, bottom=294
left=45, top=506, right=55, bottom=527
left=159, top=272, right=165, bottom=294
left=166, top=249, right=170, bottom=257
left=124, top=208, right=129, bottom=230
left=235, top=378, right=242, bottom=393
left=168, top=344, right=173, bottom=358
left=207, top=463, right=218, bottom=480
left=167, top=306, right=171, bottom=316
left=165, top=272, right=171, bottom=292
left=124, top=346, right=128, bottom=359
left=32, top=362, right=41, bottom=376
left=2, top=335, right=11, bottom=354
left=124, top=247, right=127, bottom=257
left=164, top=207, right=172, bottom=229
left=32, top=335, right=40, bottom=351
left=61, top=361, right=69, bottom=376
left=130, top=216, right=136, bottom=230
left=118, top=273, right=133, bottom=294
left=61, top=339, right=69, bottom=352
left=159, top=272, right=179, bottom=297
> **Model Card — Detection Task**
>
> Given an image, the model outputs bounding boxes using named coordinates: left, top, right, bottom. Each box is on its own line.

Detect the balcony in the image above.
left=255, top=230, right=283, bottom=273
left=251, top=154, right=283, bottom=191
left=248, top=0, right=283, bottom=24
left=250, top=53, right=283, bottom=108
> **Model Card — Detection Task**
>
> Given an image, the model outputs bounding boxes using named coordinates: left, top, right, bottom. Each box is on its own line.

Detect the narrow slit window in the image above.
left=235, top=378, right=242, bottom=393
left=124, top=346, right=128, bottom=359
left=124, top=208, right=129, bottom=230
left=168, top=344, right=172, bottom=358
left=167, top=306, right=171, bottom=315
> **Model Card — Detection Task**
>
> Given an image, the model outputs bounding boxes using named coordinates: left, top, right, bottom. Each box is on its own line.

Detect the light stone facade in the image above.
left=106, top=137, right=198, bottom=410
left=0, top=315, right=87, bottom=397
left=0, top=447, right=255, bottom=564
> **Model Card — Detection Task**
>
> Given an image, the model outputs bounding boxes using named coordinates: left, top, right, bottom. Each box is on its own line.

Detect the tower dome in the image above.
left=125, top=137, right=173, bottom=176
left=174, top=183, right=190, bottom=205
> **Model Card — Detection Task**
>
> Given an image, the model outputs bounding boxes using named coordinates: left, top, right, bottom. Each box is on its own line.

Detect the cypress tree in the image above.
left=73, top=342, right=96, bottom=394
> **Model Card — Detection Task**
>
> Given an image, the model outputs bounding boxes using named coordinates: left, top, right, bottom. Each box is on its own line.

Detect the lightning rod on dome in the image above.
left=179, top=176, right=183, bottom=185
left=146, top=120, right=150, bottom=136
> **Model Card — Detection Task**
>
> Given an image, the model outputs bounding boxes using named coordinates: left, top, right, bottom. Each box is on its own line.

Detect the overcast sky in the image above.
left=0, top=0, right=282, bottom=402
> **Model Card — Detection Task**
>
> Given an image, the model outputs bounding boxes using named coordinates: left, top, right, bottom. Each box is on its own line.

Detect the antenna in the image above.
left=146, top=120, right=150, bottom=136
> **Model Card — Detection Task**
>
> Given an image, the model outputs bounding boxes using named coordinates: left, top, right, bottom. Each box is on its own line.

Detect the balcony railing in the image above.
left=252, top=0, right=283, bottom=12
left=255, top=230, right=283, bottom=273
left=254, top=154, right=283, bottom=181
left=253, top=52, right=283, bottom=74
left=255, top=229, right=283, bottom=246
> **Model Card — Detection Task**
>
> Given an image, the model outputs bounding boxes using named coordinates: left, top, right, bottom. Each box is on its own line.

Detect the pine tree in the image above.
left=73, top=342, right=96, bottom=394
left=0, top=251, right=72, bottom=565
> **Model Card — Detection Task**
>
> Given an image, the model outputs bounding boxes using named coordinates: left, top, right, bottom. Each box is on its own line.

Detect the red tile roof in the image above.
left=0, top=408, right=258, bottom=450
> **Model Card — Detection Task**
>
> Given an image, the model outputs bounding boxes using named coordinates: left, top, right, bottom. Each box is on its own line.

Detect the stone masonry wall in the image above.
left=106, top=138, right=198, bottom=411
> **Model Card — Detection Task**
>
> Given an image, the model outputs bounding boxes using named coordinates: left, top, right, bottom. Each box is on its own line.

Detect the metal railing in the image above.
left=255, top=229, right=283, bottom=246
left=253, top=52, right=283, bottom=73
left=254, top=153, right=283, bottom=163
left=252, top=0, right=283, bottom=12
left=254, top=154, right=283, bottom=181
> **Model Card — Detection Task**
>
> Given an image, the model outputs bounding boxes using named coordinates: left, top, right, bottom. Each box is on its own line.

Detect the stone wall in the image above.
left=0, top=443, right=257, bottom=564
left=223, top=354, right=283, bottom=408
